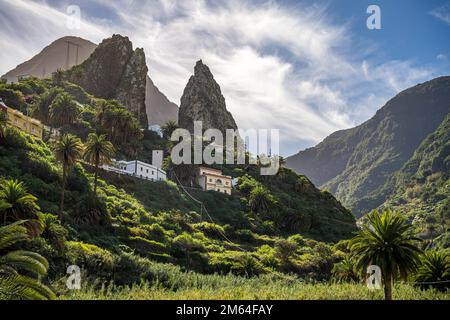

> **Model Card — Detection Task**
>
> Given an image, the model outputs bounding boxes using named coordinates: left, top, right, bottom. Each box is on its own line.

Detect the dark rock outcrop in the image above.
left=66, top=34, right=148, bottom=127
left=179, top=60, right=238, bottom=134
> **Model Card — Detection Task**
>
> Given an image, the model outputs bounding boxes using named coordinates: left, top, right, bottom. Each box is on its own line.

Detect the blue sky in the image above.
left=1, top=0, right=449, bottom=156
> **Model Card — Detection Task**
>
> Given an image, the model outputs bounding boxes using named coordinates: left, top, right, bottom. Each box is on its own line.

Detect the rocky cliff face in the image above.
left=179, top=60, right=238, bottom=134
left=66, top=35, right=148, bottom=127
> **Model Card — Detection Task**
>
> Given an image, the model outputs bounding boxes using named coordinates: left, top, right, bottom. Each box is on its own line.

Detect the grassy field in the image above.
left=60, top=276, right=449, bottom=300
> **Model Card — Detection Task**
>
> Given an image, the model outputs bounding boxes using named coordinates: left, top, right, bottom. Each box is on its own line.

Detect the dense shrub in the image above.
left=66, top=241, right=114, bottom=280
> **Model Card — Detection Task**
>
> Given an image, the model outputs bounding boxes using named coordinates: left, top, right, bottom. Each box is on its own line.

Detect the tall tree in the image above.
left=54, top=134, right=83, bottom=218
left=49, top=93, right=79, bottom=133
left=101, top=106, right=141, bottom=145
left=83, top=133, right=115, bottom=193
left=32, top=87, right=63, bottom=124
left=161, top=120, right=179, bottom=140
left=248, top=185, right=276, bottom=216
left=0, top=221, right=55, bottom=300
left=350, top=210, right=422, bottom=300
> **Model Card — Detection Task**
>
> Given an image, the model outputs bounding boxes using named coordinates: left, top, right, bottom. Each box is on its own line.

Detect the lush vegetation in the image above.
left=63, top=277, right=448, bottom=300
left=0, top=76, right=448, bottom=300
left=380, top=113, right=450, bottom=249
left=287, top=76, right=450, bottom=224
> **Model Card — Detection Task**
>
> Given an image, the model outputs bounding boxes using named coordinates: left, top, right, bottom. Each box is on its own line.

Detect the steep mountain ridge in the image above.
left=179, top=60, right=238, bottom=134
left=146, top=76, right=178, bottom=125
left=287, top=76, right=450, bottom=216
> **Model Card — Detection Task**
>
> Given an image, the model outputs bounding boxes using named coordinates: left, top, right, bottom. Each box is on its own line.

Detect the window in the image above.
left=146, top=169, right=149, bottom=173
left=141, top=167, right=143, bottom=172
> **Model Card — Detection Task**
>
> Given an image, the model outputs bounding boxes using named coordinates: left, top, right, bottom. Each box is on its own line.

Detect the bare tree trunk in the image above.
left=94, top=155, right=99, bottom=194
left=59, top=163, right=67, bottom=220
left=384, top=270, right=393, bottom=300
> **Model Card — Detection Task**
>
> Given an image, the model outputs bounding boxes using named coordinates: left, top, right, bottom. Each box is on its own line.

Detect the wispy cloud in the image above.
left=0, top=0, right=437, bottom=155
left=431, top=3, right=450, bottom=25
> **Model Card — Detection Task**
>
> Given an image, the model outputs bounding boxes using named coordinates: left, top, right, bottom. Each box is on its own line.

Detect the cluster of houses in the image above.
left=1, top=98, right=235, bottom=196
left=103, top=153, right=234, bottom=196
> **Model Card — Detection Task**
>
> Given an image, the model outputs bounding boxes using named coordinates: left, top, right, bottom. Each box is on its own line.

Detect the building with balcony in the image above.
left=197, top=167, right=232, bottom=195
left=0, top=99, right=43, bottom=139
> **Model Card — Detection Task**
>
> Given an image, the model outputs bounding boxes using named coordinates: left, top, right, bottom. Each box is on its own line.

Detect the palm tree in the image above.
left=54, top=134, right=83, bottom=218
left=52, top=69, right=64, bottom=86
left=161, top=121, right=179, bottom=140
left=49, top=93, right=79, bottom=132
left=100, top=106, right=142, bottom=146
left=248, top=185, right=275, bottom=216
left=0, top=111, right=7, bottom=142
left=0, top=221, right=55, bottom=300
left=350, top=210, right=422, bottom=300
left=415, top=250, right=449, bottom=291
left=83, top=133, right=115, bottom=193
left=0, top=180, right=42, bottom=236
left=32, top=87, right=63, bottom=124
left=332, top=256, right=359, bottom=282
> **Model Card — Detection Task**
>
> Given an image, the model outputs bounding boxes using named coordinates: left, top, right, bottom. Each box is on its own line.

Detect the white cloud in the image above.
left=431, top=4, right=450, bottom=25
left=0, top=0, right=437, bottom=155
left=437, top=53, right=448, bottom=61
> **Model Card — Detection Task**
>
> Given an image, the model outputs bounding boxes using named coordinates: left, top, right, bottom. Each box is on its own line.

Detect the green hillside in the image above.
left=378, top=113, right=450, bottom=248
left=0, top=76, right=358, bottom=293
left=287, top=76, right=450, bottom=217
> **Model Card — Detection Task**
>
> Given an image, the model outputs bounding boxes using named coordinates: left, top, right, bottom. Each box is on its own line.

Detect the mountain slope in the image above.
left=287, top=76, right=450, bottom=216
left=146, top=76, right=178, bottom=126
left=1, top=35, right=178, bottom=127
left=379, top=113, right=450, bottom=245
left=1, top=36, right=97, bottom=82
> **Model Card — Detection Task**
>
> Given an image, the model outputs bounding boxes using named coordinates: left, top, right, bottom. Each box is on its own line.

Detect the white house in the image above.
left=103, top=159, right=167, bottom=182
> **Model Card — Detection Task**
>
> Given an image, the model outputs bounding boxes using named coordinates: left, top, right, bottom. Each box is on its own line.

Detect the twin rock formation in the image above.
left=3, top=35, right=236, bottom=134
